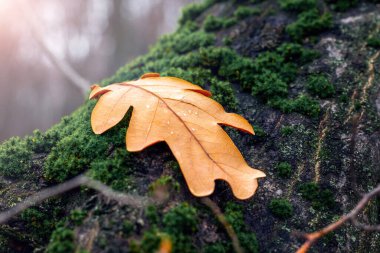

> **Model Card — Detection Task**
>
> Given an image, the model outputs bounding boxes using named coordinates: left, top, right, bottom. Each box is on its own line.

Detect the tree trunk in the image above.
left=0, top=0, right=379, bottom=252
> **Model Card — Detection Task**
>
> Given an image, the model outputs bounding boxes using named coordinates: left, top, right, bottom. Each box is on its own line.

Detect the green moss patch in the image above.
left=307, top=74, right=335, bottom=98
left=0, top=137, right=32, bottom=178
left=275, top=162, right=293, bottom=178
left=234, top=6, right=261, bottom=19
left=45, top=227, right=75, bottom=253
left=278, top=0, right=317, bottom=12
left=367, top=34, right=380, bottom=49
left=269, top=198, right=294, bottom=219
left=325, top=0, right=358, bottom=11
left=203, top=16, right=237, bottom=32
left=224, top=202, right=259, bottom=253
left=133, top=202, right=198, bottom=253
left=298, top=182, right=336, bottom=210
left=286, top=9, right=332, bottom=41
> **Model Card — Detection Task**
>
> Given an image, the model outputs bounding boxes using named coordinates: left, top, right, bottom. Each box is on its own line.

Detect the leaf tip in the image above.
left=189, top=89, right=212, bottom=97
left=140, top=72, right=160, bottom=79
left=90, top=84, right=99, bottom=90
left=91, top=123, right=106, bottom=135
left=89, top=84, right=101, bottom=99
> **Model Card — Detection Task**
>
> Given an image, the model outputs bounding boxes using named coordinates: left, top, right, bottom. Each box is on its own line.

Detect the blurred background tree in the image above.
left=0, top=0, right=198, bottom=142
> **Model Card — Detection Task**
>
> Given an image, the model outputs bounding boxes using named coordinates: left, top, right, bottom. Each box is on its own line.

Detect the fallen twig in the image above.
left=0, top=174, right=149, bottom=224
left=295, top=184, right=380, bottom=253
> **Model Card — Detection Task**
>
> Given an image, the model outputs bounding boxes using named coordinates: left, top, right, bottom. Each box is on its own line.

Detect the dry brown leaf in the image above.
left=89, top=73, right=265, bottom=199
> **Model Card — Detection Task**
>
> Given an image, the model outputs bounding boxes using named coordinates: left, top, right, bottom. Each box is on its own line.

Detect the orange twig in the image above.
left=295, top=184, right=380, bottom=253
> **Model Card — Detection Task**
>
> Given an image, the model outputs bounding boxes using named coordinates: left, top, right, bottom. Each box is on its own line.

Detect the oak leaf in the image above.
left=89, top=73, right=265, bottom=199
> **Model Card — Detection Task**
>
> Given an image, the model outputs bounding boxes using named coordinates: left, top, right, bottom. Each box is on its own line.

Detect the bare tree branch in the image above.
left=294, top=184, right=380, bottom=253
left=0, top=174, right=149, bottom=225
left=84, top=176, right=150, bottom=207
left=201, top=197, right=244, bottom=253
left=16, top=0, right=90, bottom=96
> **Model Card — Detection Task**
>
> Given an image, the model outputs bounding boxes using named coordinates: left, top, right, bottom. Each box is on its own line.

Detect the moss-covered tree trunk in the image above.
left=1, top=0, right=380, bottom=252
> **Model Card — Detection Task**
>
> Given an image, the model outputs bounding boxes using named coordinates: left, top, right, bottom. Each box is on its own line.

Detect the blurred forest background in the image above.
left=0, top=0, right=198, bottom=142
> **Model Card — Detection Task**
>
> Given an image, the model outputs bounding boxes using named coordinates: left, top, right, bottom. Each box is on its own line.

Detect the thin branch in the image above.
left=84, top=176, right=150, bottom=207
left=351, top=220, right=380, bottom=232
left=295, top=184, right=380, bottom=253
left=16, top=0, right=90, bottom=96
left=201, top=197, right=244, bottom=253
left=0, top=174, right=149, bottom=224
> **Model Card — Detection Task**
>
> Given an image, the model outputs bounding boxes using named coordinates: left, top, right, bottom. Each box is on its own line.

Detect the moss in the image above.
left=234, top=6, right=261, bottom=20
left=316, top=189, right=335, bottom=210
left=43, top=105, right=130, bottom=183
left=203, top=16, right=237, bottom=32
left=160, top=203, right=198, bottom=253
left=179, top=0, right=219, bottom=25
left=276, top=43, right=320, bottom=64
left=148, top=39, right=319, bottom=118
left=203, top=243, right=227, bottom=253
left=224, top=202, right=259, bottom=253
left=286, top=9, right=332, bottom=41
left=290, top=95, right=320, bottom=117
left=203, top=16, right=224, bottom=32
left=177, top=44, right=320, bottom=117
left=223, top=17, right=238, bottom=28
left=139, top=228, right=166, bottom=253
left=0, top=136, right=32, bottom=178
left=210, top=79, right=238, bottom=111
left=238, top=233, right=259, bottom=253
left=251, top=51, right=298, bottom=83
left=307, top=74, right=335, bottom=98
left=161, top=67, right=211, bottom=87
left=269, top=95, right=320, bottom=118
left=25, top=129, right=60, bottom=154
left=354, top=100, right=362, bottom=111
left=45, top=227, right=75, bottom=253
left=69, top=209, right=87, bottom=226
left=253, top=125, right=266, bottom=138
left=88, top=149, right=135, bottom=191
left=222, top=36, right=232, bottom=46
left=146, top=205, right=160, bottom=225
left=278, top=0, right=317, bottom=12
left=20, top=207, right=59, bottom=240
left=43, top=132, right=91, bottom=182
left=325, top=0, right=358, bottom=11
left=148, top=175, right=180, bottom=194
left=280, top=125, right=295, bottom=136
left=251, top=71, right=288, bottom=99
left=122, top=220, right=134, bottom=236
left=167, top=160, right=180, bottom=171
left=339, top=92, right=349, bottom=103
left=298, top=182, right=319, bottom=200
left=163, top=203, right=198, bottom=234
left=298, top=182, right=336, bottom=210
left=199, top=47, right=240, bottom=71
left=151, top=29, right=215, bottom=56
left=162, top=68, right=237, bottom=111
left=268, top=198, right=294, bottom=219
left=275, top=162, right=293, bottom=178
left=367, top=34, right=380, bottom=49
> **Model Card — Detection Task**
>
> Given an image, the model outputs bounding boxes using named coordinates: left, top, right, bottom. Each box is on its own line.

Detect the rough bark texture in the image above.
left=1, top=0, right=380, bottom=253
